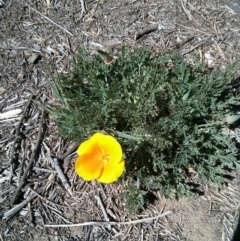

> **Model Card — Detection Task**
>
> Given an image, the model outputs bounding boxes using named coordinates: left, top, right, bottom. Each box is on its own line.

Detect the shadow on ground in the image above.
left=232, top=215, right=240, bottom=241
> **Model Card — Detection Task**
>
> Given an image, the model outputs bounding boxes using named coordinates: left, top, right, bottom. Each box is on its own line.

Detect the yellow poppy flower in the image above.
left=75, top=133, right=125, bottom=183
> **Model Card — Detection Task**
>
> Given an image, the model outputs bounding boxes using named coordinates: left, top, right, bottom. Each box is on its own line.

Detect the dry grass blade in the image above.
left=28, top=187, right=73, bottom=209
left=179, top=0, right=199, bottom=25
left=26, top=4, right=73, bottom=36
left=95, top=195, right=110, bottom=224
left=180, top=37, right=212, bottom=55
left=44, top=210, right=172, bottom=227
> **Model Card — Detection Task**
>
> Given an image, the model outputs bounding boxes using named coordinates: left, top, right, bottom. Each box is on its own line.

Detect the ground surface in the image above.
left=1, top=0, right=240, bottom=240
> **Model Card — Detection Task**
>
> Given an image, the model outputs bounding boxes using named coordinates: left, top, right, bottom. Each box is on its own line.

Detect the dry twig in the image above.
left=48, top=157, right=73, bottom=196
left=95, top=194, right=119, bottom=234
left=0, top=46, right=41, bottom=52
left=26, top=5, right=73, bottom=36
left=28, top=187, right=72, bottom=209
left=10, top=95, right=33, bottom=165
left=0, top=109, right=22, bottom=120
left=95, top=195, right=110, bottom=224
left=33, top=166, right=57, bottom=174
left=176, top=23, right=209, bottom=34
left=44, top=210, right=172, bottom=228
left=79, top=0, right=86, bottom=17
left=134, top=24, right=159, bottom=40
left=180, top=37, right=212, bottom=55
left=179, top=0, right=199, bottom=25
left=3, top=195, right=37, bottom=220
left=0, top=188, right=15, bottom=197
left=11, top=109, right=45, bottom=205
left=60, top=142, right=79, bottom=160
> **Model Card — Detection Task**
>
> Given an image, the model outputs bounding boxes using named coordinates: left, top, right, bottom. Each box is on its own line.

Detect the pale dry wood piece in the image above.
left=0, top=117, right=21, bottom=123
left=179, top=0, right=199, bottom=25
left=48, top=157, right=73, bottom=196
left=27, top=53, right=40, bottom=64
left=95, top=195, right=118, bottom=234
left=3, top=194, right=37, bottom=220
left=79, top=0, right=86, bottom=17
left=176, top=36, right=195, bottom=49
left=0, top=109, right=23, bottom=120
left=212, top=38, right=226, bottom=59
left=17, top=139, right=29, bottom=185
left=176, top=23, right=208, bottom=35
left=60, top=142, right=79, bottom=160
left=0, top=46, right=41, bottom=52
left=103, top=39, right=122, bottom=47
left=46, top=0, right=51, bottom=8
left=134, top=24, right=159, bottom=40
left=0, top=188, right=15, bottom=197
left=180, top=0, right=193, bottom=21
left=33, top=166, right=57, bottom=174
left=26, top=5, right=73, bottom=36
left=44, top=210, right=172, bottom=228
left=180, top=37, right=212, bottom=55
left=27, top=202, right=34, bottom=226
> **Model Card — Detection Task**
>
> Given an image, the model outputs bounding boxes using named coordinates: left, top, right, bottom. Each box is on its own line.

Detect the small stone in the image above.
left=27, top=53, right=41, bottom=64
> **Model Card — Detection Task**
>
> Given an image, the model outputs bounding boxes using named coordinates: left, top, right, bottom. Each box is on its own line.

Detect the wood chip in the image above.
left=0, top=109, right=23, bottom=120
left=27, top=53, right=41, bottom=64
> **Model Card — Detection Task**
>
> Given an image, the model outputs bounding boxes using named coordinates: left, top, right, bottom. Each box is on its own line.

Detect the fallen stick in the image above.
left=44, top=210, right=172, bottom=228
left=0, top=188, right=15, bottom=197
left=79, top=0, right=86, bottom=17
left=26, top=4, right=73, bottom=36
left=11, top=109, right=45, bottom=205
left=134, top=24, right=158, bottom=40
left=33, top=166, right=57, bottom=174
left=180, top=37, right=211, bottom=55
left=0, top=109, right=23, bottom=120
left=60, top=142, right=79, bottom=160
left=29, top=187, right=73, bottom=209
left=95, top=195, right=118, bottom=234
left=3, top=195, right=37, bottom=220
left=180, top=0, right=194, bottom=21
left=95, top=195, right=110, bottom=229
left=10, top=95, right=33, bottom=164
left=48, top=157, right=72, bottom=196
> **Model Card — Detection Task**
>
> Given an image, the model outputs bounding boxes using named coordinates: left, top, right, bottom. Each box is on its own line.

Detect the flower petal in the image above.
left=75, top=133, right=124, bottom=183
left=77, top=133, right=122, bottom=164
left=77, top=133, right=102, bottom=156
left=96, top=134, right=122, bottom=164
left=75, top=153, right=102, bottom=181
left=97, top=159, right=125, bottom=183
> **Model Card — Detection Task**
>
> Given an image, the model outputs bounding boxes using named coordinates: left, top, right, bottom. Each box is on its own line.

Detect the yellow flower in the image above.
left=75, top=133, right=125, bottom=183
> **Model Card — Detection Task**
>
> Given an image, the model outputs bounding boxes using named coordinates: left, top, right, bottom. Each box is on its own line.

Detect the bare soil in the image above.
left=1, top=1, right=240, bottom=240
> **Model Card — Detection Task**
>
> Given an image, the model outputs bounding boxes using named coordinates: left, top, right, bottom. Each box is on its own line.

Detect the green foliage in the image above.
left=49, top=47, right=240, bottom=213
left=122, top=185, right=147, bottom=214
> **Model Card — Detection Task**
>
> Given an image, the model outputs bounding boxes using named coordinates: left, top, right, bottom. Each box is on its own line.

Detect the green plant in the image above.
left=122, top=185, right=147, bottom=214
left=49, top=47, right=240, bottom=213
